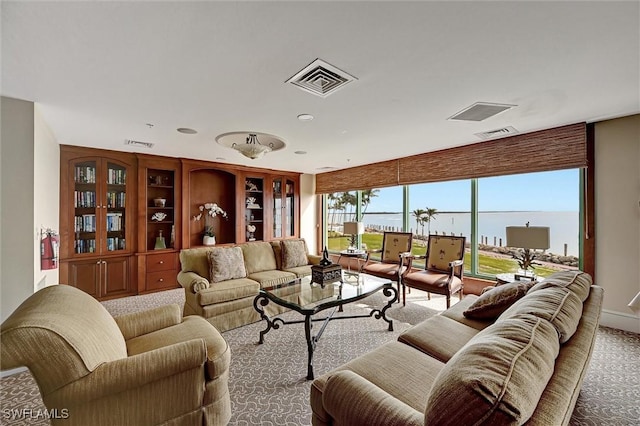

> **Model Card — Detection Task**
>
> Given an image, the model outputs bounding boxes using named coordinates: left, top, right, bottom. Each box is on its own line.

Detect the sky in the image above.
left=362, top=169, right=580, bottom=213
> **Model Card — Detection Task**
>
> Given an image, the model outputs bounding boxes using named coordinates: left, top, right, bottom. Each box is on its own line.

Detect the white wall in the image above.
left=594, top=114, right=640, bottom=333
left=1, top=97, right=35, bottom=323
left=299, top=174, right=318, bottom=254
left=33, top=105, right=60, bottom=290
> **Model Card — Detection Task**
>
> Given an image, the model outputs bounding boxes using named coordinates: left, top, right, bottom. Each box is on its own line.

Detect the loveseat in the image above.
left=1, top=285, right=231, bottom=426
left=178, top=239, right=321, bottom=332
left=310, top=270, right=603, bottom=426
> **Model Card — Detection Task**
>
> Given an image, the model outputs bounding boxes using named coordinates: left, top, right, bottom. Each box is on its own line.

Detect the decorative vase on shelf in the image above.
left=203, top=235, right=216, bottom=246
left=154, top=230, right=167, bottom=250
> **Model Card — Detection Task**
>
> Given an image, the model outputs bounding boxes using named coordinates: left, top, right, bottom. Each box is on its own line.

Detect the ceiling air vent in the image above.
left=124, top=139, right=154, bottom=149
left=286, top=59, right=357, bottom=98
left=449, top=102, right=516, bottom=122
left=475, top=126, right=519, bottom=140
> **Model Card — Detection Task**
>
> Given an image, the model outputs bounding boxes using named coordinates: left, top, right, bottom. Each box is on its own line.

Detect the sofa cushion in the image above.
left=398, top=315, right=480, bottom=363
left=463, top=281, right=533, bottom=319
left=196, top=278, right=260, bottom=306
left=529, top=270, right=592, bottom=302
left=312, top=341, right=445, bottom=423
left=499, top=286, right=583, bottom=343
left=207, top=246, right=247, bottom=283
left=179, top=247, right=214, bottom=279
left=283, top=264, right=313, bottom=278
left=126, top=315, right=230, bottom=382
left=439, top=295, right=494, bottom=331
left=248, top=270, right=297, bottom=288
left=241, top=242, right=277, bottom=274
left=281, top=239, right=309, bottom=269
left=424, top=314, right=560, bottom=425
left=270, top=241, right=283, bottom=270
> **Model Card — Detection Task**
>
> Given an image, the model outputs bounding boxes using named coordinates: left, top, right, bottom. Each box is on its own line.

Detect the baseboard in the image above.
left=1, top=367, right=27, bottom=378
left=600, top=309, right=640, bottom=334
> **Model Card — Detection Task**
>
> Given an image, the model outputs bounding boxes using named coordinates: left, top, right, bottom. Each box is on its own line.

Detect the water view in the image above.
left=330, top=211, right=579, bottom=256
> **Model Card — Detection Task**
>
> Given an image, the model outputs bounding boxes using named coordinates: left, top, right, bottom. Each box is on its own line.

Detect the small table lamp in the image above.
left=506, top=225, right=550, bottom=276
left=343, top=221, right=364, bottom=252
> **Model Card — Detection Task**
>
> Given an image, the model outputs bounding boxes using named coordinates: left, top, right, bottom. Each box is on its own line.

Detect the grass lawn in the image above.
left=328, top=234, right=561, bottom=277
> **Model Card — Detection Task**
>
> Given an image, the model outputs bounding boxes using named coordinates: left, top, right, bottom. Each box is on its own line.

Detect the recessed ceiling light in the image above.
left=294, top=150, right=307, bottom=155
left=216, top=157, right=226, bottom=161
left=297, top=114, right=314, bottom=121
left=177, top=128, right=197, bottom=134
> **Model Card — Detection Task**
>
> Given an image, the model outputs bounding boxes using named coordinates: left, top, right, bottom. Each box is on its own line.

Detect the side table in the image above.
left=495, top=272, right=537, bottom=285
left=338, top=249, right=367, bottom=276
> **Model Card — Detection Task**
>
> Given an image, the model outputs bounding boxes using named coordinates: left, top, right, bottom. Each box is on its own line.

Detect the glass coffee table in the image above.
left=253, top=272, right=397, bottom=379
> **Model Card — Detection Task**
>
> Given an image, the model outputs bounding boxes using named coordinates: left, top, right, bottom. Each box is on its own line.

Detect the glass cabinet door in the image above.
left=272, top=178, right=283, bottom=238
left=245, top=177, right=264, bottom=241
left=73, top=161, right=98, bottom=254
left=285, top=178, right=295, bottom=237
left=105, top=162, right=127, bottom=252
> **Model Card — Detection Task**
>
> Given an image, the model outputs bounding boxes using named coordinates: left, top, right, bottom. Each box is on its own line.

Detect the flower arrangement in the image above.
left=193, top=203, right=228, bottom=237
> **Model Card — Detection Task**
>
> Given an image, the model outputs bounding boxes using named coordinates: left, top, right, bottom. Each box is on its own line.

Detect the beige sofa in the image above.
left=1, top=285, right=231, bottom=426
left=310, top=271, right=603, bottom=426
left=178, top=239, right=321, bottom=332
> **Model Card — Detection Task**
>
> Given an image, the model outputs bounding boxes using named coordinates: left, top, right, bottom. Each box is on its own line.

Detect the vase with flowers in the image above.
left=193, top=202, right=228, bottom=246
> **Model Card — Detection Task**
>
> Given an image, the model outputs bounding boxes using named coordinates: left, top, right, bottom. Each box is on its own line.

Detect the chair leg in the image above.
left=402, top=283, right=406, bottom=306
left=427, top=292, right=431, bottom=301
left=446, top=295, right=451, bottom=309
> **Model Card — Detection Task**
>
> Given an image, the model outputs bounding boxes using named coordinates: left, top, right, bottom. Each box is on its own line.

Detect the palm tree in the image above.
left=341, top=192, right=357, bottom=221
left=360, top=189, right=379, bottom=217
left=411, top=208, right=426, bottom=235
left=423, top=207, right=438, bottom=235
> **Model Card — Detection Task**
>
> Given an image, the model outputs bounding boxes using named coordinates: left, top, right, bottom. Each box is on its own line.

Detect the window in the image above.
left=326, top=191, right=356, bottom=251
left=408, top=180, right=471, bottom=270
left=477, top=170, right=580, bottom=278
left=322, top=169, right=581, bottom=279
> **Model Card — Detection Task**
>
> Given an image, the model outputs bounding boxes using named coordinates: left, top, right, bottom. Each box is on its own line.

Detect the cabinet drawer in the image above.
left=146, top=252, right=177, bottom=272
left=146, top=270, right=178, bottom=291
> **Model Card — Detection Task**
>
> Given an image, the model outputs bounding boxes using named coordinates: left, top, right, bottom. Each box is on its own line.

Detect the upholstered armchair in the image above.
left=1, top=285, right=231, bottom=426
left=402, top=235, right=466, bottom=308
left=361, top=231, right=413, bottom=299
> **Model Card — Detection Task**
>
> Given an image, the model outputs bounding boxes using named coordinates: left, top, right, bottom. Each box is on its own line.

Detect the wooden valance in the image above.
left=315, top=159, right=398, bottom=194
left=315, top=123, right=587, bottom=193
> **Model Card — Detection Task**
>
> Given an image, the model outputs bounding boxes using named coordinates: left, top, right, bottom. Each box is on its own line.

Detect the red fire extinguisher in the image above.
left=41, top=228, right=60, bottom=270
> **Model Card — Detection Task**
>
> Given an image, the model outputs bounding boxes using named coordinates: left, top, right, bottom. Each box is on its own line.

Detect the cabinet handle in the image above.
left=158, top=260, right=164, bottom=264
left=158, top=278, right=164, bottom=282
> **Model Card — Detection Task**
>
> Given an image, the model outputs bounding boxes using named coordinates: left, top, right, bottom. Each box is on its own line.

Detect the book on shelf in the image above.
left=75, top=166, right=96, bottom=184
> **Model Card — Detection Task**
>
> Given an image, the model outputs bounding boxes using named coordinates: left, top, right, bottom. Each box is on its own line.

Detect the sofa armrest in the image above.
left=307, top=254, right=322, bottom=265
left=47, top=339, right=208, bottom=406
left=177, top=270, right=210, bottom=293
left=114, top=304, right=182, bottom=341
left=323, top=370, right=423, bottom=426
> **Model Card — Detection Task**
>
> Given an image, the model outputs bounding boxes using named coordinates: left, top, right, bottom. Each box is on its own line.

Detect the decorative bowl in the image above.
left=153, top=198, right=166, bottom=208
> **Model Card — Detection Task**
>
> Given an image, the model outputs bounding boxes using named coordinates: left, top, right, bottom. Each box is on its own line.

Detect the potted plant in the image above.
left=193, top=202, right=228, bottom=246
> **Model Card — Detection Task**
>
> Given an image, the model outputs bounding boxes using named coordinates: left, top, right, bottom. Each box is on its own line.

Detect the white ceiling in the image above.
left=3, top=1, right=639, bottom=174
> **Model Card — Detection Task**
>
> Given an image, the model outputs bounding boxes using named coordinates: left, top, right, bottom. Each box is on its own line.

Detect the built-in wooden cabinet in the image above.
left=59, top=146, right=137, bottom=299
left=60, top=146, right=301, bottom=300
left=270, top=175, right=298, bottom=239
left=243, top=174, right=265, bottom=242
left=136, top=155, right=181, bottom=294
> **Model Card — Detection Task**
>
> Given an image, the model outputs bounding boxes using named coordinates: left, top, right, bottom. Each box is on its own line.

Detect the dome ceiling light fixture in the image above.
left=216, top=132, right=286, bottom=160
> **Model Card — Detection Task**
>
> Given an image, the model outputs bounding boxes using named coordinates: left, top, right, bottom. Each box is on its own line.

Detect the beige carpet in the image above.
left=1, top=288, right=638, bottom=426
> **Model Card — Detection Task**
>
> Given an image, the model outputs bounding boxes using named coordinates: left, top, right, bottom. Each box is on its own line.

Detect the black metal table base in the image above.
left=253, top=286, right=397, bottom=380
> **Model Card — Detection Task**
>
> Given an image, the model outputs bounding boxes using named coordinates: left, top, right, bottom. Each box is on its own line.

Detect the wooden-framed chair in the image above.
left=361, top=231, right=413, bottom=301
left=402, top=235, right=466, bottom=308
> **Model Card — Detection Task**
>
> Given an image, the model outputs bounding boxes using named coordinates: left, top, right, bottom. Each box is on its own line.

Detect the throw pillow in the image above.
left=281, top=239, right=308, bottom=269
left=463, top=281, right=534, bottom=319
left=208, top=247, right=247, bottom=283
